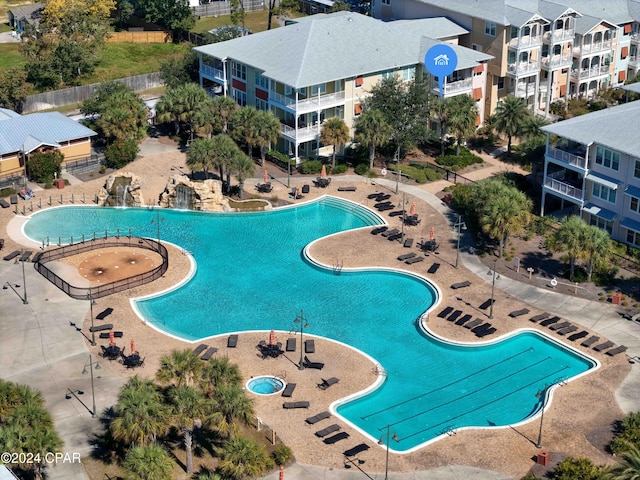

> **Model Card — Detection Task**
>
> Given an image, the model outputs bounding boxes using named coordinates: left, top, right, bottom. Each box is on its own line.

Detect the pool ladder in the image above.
left=373, top=363, right=387, bottom=377
left=333, top=259, right=343, bottom=275
left=441, top=426, right=457, bottom=436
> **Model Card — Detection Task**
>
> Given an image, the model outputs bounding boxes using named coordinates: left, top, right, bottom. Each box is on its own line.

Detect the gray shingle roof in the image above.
left=8, top=2, right=43, bottom=25
left=540, top=101, right=640, bottom=156
left=195, top=13, right=490, bottom=88
left=0, top=111, right=96, bottom=156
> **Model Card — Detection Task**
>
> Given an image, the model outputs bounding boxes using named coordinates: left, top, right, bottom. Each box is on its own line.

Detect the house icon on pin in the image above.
left=434, top=54, right=449, bottom=66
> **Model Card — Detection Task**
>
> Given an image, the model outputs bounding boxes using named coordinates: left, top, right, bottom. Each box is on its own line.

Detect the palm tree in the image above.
left=212, top=384, right=254, bottom=437
left=156, top=84, right=213, bottom=140
left=320, top=117, right=350, bottom=168
left=547, top=215, right=587, bottom=281
left=430, top=96, right=449, bottom=156
left=231, top=152, right=255, bottom=198
left=210, top=134, right=245, bottom=188
left=156, top=349, right=203, bottom=388
left=210, top=95, right=239, bottom=134
left=354, top=108, right=393, bottom=169
left=519, top=113, right=548, bottom=141
left=607, top=445, right=640, bottom=480
left=169, top=385, right=219, bottom=474
left=187, top=138, right=216, bottom=178
left=230, top=106, right=260, bottom=157
left=200, top=357, right=243, bottom=397
left=583, top=224, right=613, bottom=282
left=447, top=94, right=478, bottom=155
left=123, top=443, right=173, bottom=480
left=217, top=436, right=271, bottom=480
left=254, top=109, right=281, bottom=167
left=28, top=425, right=63, bottom=480
left=492, top=95, right=528, bottom=152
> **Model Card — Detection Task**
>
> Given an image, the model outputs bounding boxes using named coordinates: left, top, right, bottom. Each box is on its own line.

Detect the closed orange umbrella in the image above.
left=409, top=202, right=416, bottom=216
left=269, top=330, right=276, bottom=345
left=279, top=466, right=284, bottom=480
left=109, top=330, right=115, bottom=346
left=320, top=164, right=327, bottom=178
left=263, top=169, right=269, bottom=184
left=131, top=339, right=136, bottom=355
left=429, top=226, right=435, bottom=241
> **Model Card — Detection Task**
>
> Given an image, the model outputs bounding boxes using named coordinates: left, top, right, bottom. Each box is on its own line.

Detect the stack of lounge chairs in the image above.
left=437, top=305, right=497, bottom=337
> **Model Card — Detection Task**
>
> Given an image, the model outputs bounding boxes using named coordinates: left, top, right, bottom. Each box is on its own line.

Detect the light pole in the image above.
left=378, top=424, right=398, bottom=480
left=88, top=290, right=96, bottom=346
left=151, top=210, right=165, bottom=243
left=454, top=214, right=466, bottom=269
left=14, top=252, right=28, bottom=304
left=535, top=386, right=547, bottom=448
left=394, top=146, right=400, bottom=194
left=293, top=309, right=308, bottom=370
left=487, top=260, right=500, bottom=319
left=82, top=354, right=101, bottom=418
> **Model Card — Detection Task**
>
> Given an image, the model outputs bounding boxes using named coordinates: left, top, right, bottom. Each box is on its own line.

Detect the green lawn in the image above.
left=0, top=42, right=24, bottom=69
left=194, top=9, right=305, bottom=34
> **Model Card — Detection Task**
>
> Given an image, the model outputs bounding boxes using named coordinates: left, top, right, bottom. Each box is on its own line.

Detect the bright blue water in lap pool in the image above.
left=23, top=197, right=596, bottom=451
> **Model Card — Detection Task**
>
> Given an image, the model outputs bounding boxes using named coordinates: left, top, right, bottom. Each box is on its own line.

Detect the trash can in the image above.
left=55, top=179, right=64, bottom=189
left=536, top=451, right=550, bottom=466
left=612, top=292, right=622, bottom=305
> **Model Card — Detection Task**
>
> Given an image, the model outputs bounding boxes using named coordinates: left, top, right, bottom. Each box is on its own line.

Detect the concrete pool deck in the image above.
left=0, top=147, right=638, bottom=479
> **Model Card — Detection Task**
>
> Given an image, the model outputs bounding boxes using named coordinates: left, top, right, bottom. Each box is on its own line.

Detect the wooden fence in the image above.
left=106, top=31, right=172, bottom=43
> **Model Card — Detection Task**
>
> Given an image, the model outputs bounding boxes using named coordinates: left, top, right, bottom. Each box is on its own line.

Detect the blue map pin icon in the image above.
left=424, top=44, right=458, bottom=98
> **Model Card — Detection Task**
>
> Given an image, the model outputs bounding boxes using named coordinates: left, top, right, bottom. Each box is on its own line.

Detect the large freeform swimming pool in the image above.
left=23, top=197, right=597, bottom=451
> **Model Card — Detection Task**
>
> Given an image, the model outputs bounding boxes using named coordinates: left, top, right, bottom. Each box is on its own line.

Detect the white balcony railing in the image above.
left=629, top=55, right=640, bottom=67
left=507, top=61, right=540, bottom=75
left=281, top=124, right=320, bottom=143
left=544, top=28, right=575, bottom=43
left=571, top=65, right=610, bottom=79
left=544, top=177, right=583, bottom=200
left=547, top=146, right=587, bottom=170
left=631, top=32, right=639, bottom=44
left=201, top=64, right=225, bottom=82
left=432, top=77, right=473, bottom=96
left=573, top=40, right=613, bottom=56
left=541, top=54, right=572, bottom=69
left=508, top=35, right=543, bottom=49
left=271, top=91, right=346, bottom=113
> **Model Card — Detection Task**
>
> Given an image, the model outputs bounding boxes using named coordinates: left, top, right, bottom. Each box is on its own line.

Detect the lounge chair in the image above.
left=227, top=334, right=238, bottom=348
left=477, top=327, right=497, bottom=338
left=324, top=432, right=349, bottom=444
left=451, top=281, right=471, bottom=289
left=437, top=306, right=454, bottom=318
left=303, top=356, right=324, bottom=369
left=95, top=308, right=114, bottom=320
left=509, top=308, right=530, bottom=318
left=581, top=335, right=600, bottom=347
left=201, top=347, right=218, bottom=360
left=397, top=253, right=416, bottom=261
left=606, top=345, right=628, bottom=356
left=283, top=401, right=310, bottom=409
left=0, top=199, right=9, bottom=208
left=3, top=250, right=20, bottom=261
left=193, top=344, right=208, bottom=356
left=455, top=314, right=473, bottom=326
left=381, top=228, right=399, bottom=238
left=472, top=323, right=491, bottom=334
left=375, top=201, right=392, bottom=209
left=405, top=256, right=424, bottom=264
left=90, top=323, right=113, bottom=332
left=404, top=238, right=414, bottom=248
left=549, top=321, right=571, bottom=331
left=447, top=310, right=462, bottom=322
left=99, top=331, right=123, bottom=339
left=371, top=226, right=388, bottom=235
left=479, top=299, right=495, bottom=310
left=388, top=233, right=403, bottom=241
left=343, top=443, right=370, bottom=457
left=567, top=331, right=588, bottom=342
left=389, top=210, right=404, bottom=217
left=367, top=192, right=382, bottom=199
left=315, top=424, right=340, bottom=437
left=377, top=194, right=391, bottom=201
left=318, top=377, right=339, bottom=390
left=530, top=312, right=550, bottom=322
left=305, top=339, right=315, bottom=353
left=557, top=325, right=578, bottom=336
left=281, top=383, right=296, bottom=397
left=0, top=239, right=3, bottom=250
left=464, top=318, right=483, bottom=330
left=593, top=340, right=615, bottom=352
left=540, top=316, right=561, bottom=327
left=31, top=252, right=42, bottom=263
left=427, top=263, right=440, bottom=274
left=10, top=195, right=18, bottom=205
left=302, top=184, right=310, bottom=194
left=337, top=186, right=356, bottom=192
left=286, top=338, right=296, bottom=352
left=305, top=411, right=330, bottom=424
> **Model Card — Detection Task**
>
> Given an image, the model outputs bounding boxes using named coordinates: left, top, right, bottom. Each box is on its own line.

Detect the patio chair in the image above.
left=463, top=318, right=483, bottom=330
left=343, top=443, right=370, bottom=457
left=10, top=195, right=17, bottom=205
left=405, top=256, right=424, bottom=264
left=593, top=340, right=615, bottom=352
left=227, top=334, right=238, bottom=348
left=371, top=226, right=388, bottom=235
left=549, top=321, right=571, bottom=331
left=479, top=299, right=495, bottom=310
left=3, top=250, right=20, bottom=261
left=404, top=238, right=414, bottom=248
left=557, top=325, right=578, bottom=336
left=540, top=316, right=561, bottom=327
left=315, top=424, right=340, bottom=438
left=281, top=383, right=296, bottom=397
left=455, top=314, right=473, bottom=326
left=286, top=338, right=296, bottom=352
left=337, top=186, right=356, bottom=192
left=0, top=199, right=9, bottom=208
left=19, top=251, right=32, bottom=262
left=567, top=331, right=588, bottom=342
left=397, top=253, right=416, bottom=261
left=323, top=432, right=349, bottom=444
left=529, top=312, right=550, bottom=322
left=451, top=281, right=471, bottom=289
left=302, top=184, right=310, bottom=194
left=317, top=377, right=339, bottom=390
left=509, top=308, right=530, bottom=318
left=367, top=192, right=382, bottom=199
left=581, top=335, right=600, bottom=347
left=305, top=411, right=330, bottom=424
left=388, top=233, right=403, bottom=241
left=95, top=308, right=114, bottom=320
left=477, top=327, right=497, bottom=338
left=201, top=347, right=218, bottom=361
left=283, top=401, right=310, bottom=409
left=437, top=306, right=454, bottom=318
left=471, top=323, right=491, bottom=335
left=381, top=228, right=399, bottom=238
left=447, top=310, right=463, bottom=322
left=606, top=345, right=628, bottom=356
left=90, top=323, right=113, bottom=332
left=193, top=344, right=208, bottom=356
left=427, top=263, right=440, bottom=274
left=303, top=356, right=324, bottom=369
left=305, top=339, right=315, bottom=353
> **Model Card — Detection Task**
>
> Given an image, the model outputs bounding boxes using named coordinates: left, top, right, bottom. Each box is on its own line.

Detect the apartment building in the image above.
left=194, top=12, right=491, bottom=160
left=372, top=0, right=640, bottom=119
left=540, top=100, right=640, bottom=246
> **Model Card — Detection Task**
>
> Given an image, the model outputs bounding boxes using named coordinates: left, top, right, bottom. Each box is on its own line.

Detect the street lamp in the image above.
left=453, top=214, right=466, bottom=269
left=293, top=309, right=309, bottom=370
left=394, top=146, right=400, bottom=194
left=82, top=354, right=101, bottom=418
left=535, top=386, right=548, bottom=448
left=486, top=260, right=500, bottom=319
left=88, top=291, right=97, bottom=346
left=378, top=424, right=399, bottom=480
left=14, top=252, right=28, bottom=304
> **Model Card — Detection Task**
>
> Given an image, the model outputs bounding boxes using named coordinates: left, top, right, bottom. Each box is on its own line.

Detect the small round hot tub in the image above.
left=246, top=376, right=285, bottom=396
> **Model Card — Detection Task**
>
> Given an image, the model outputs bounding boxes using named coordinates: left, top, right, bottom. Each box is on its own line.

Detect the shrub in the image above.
left=435, top=146, right=483, bottom=171
left=266, top=150, right=291, bottom=170
left=354, top=163, right=370, bottom=176
left=27, top=150, right=64, bottom=183
left=0, top=187, right=17, bottom=197
left=99, top=165, right=106, bottom=174
left=105, top=139, right=139, bottom=169
left=298, top=159, right=323, bottom=175
left=330, top=164, right=348, bottom=174
left=609, top=411, right=640, bottom=454
left=389, top=163, right=441, bottom=184
left=272, top=445, right=292, bottom=466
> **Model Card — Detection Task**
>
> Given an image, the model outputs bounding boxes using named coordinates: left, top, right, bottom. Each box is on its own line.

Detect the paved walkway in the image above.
left=2, top=163, right=638, bottom=480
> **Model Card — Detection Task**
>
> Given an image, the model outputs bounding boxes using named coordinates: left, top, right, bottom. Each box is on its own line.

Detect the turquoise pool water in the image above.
left=23, top=198, right=596, bottom=451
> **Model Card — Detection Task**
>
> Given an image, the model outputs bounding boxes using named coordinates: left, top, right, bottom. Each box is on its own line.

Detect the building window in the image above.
left=255, top=98, right=268, bottom=111
left=381, top=0, right=389, bottom=5
left=401, top=66, right=415, bottom=82
left=592, top=183, right=617, bottom=203
left=381, top=69, right=395, bottom=80
left=496, top=75, right=505, bottom=90
left=627, top=229, right=640, bottom=247
left=472, top=43, right=482, bottom=52
left=485, top=21, right=496, bottom=37
left=589, top=214, right=613, bottom=235
left=233, top=89, right=246, bottom=106
left=231, top=61, right=246, bottom=80
left=311, top=83, right=326, bottom=95
left=255, top=72, right=268, bottom=89
left=631, top=196, right=640, bottom=213
left=634, top=160, right=640, bottom=178
left=595, top=146, right=620, bottom=170
left=355, top=75, right=363, bottom=88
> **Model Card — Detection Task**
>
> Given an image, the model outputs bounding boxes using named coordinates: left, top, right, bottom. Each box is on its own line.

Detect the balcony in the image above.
left=629, top=55, right=640, bottom=68
left=546, top=146, right=587, bottom=170
left=432, top=78, right=473, bottom=96
left=571, top=65, right=610, bottom=80
left=270, top=91, right=346, bottom=114
left=543, top=28, right=575, bottom=43
left=281, top=124, right=320, bottom=143
left=540, top=54, right=572, bottom=70
left=631, top=32, right=639, bottom=45
left=573, top=40, right=613, bottom=56
left=507, top=61, right=540, bottom=76
left=508, top=35, right=543, bottom=49
left=544, top=177, right=583, bottom=202
left=201, top=63, right=225, bottom=82
left=513, top=82, right=536, bottom=98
